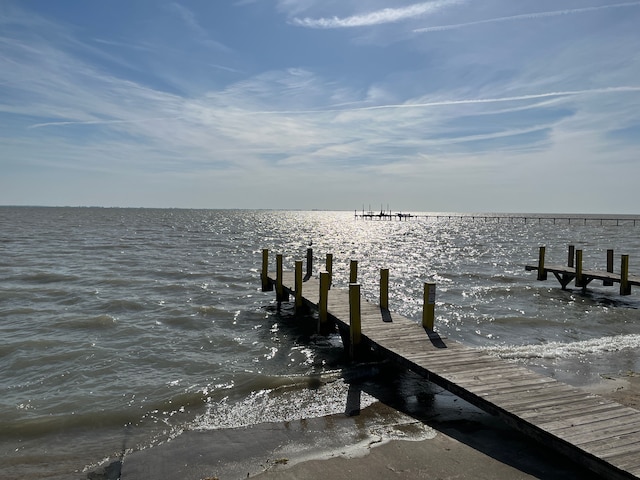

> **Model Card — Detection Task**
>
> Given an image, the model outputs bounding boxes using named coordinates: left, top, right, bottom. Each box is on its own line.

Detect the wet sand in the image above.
left=103, top=371, right=640, bottom=480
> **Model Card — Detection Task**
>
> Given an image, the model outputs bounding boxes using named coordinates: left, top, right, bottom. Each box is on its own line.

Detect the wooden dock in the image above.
left=262, top=250, right=640, bottom=480
left=526, top=245, right=640, bottom=294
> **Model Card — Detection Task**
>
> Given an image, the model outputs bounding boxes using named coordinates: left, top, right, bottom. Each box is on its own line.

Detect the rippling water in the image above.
left=1, top=207, right=639, bottom=478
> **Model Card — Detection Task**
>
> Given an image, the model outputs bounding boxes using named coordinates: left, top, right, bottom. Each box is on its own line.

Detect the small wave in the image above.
left=19, top=272, right=80, bottom=284
left=54, top=314, right=117, bottom=330
left=0, top=409, right=140, bottom=438
left=196, top=305, right=230, bottom=317
left=101, top=298, right=146, bottom=312
left=483, top=333, right=640, bottom=360
left=193, top=376, right=377, bottom=431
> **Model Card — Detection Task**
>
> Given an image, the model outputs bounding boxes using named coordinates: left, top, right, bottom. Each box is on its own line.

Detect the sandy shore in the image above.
left=100, top=371, right=639, bottom=480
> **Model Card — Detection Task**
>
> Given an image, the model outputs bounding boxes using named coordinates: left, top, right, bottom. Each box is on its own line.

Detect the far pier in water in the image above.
left=355, top=208, right=640, bottom=226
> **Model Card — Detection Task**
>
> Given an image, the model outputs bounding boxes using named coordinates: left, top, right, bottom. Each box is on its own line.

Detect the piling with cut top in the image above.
left=276, top=254, right=288, bottom=303
left=306, top=248, right=313, bottom=279
left=621, top=255, right=631, bottom=295
left=380, top=268, right=389, bottom=310
left=261, top=249, right=272, bottom=291
left=319, top=271, right=330, bottom=325
left=350, top=260, right=358, bottom=283
left=295, top=260, right=303, bottom=310
left=537, top=246, right=547, bottom=280
left=326, top=254, right=333, bottom=287
left=349, top=283, right=362, bottom=359
left=422, top=282, right=436, bottom=330
left=604, top=249, right=614, bottom=286
left=568, top=245, right=575, bottom=268
left=575, top=250, right=584, bottom=289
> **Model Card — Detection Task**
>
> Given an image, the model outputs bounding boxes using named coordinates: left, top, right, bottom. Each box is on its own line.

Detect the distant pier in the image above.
left=355, top=210, right=640, bottom=226
left=261, top=247, right=640, bottom=479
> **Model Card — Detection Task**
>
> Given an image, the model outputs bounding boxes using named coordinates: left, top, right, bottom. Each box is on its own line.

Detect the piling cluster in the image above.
left=527, top=245, right=636, bottom=295
left=261, top=248, right=437, bottom=357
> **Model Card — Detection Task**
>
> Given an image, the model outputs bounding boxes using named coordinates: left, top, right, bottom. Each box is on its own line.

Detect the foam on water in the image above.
left=484, top=333, right=640, bottom=360
left=194, top=376, right=377, bottom=430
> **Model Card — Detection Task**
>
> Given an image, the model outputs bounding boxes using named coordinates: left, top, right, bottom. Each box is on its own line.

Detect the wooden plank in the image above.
left=577, top=427, right=640, bottom=458
left=475, top=379, right=569, bottom=399
left=408, top=356, right=500, bottom=373
left=603, top=452, right=640, bottom=474
left=542, top=404, right=638, bottom=432
left=482, top=384, right=581, bottom=408
left=444, top=365, right=542, bottom=384
left=549, top=411, right=640, bottom=440
left=519, top=401, right=625, bottom=425
left=492, top=390, right=592, bottom=410
left=466, top=373, right=557, bottom=393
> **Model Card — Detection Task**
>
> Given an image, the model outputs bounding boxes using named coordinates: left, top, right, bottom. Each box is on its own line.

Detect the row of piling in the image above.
left=260, top=248, right=436, bottom=355
left=533, top=245, right=633, bottom=294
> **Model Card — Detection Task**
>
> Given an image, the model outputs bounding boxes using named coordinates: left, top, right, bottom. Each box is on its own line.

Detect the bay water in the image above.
left=1, top=207, right=640, bottom=478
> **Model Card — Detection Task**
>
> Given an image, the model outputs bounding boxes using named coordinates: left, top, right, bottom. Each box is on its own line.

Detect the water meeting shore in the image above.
left=104, top=371, right=639, bottom=480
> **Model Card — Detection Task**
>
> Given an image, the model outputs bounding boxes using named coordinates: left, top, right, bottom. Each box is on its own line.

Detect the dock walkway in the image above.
left=267, top=269, right=640, bottom=480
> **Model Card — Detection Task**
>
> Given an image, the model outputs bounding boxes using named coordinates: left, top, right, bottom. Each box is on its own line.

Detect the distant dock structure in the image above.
left=355, top=207, right=413, bottom=221
left=354, top=208, right=640, bottom=226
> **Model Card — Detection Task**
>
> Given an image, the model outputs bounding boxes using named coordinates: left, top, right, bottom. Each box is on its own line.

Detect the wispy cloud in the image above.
left=185, top=85, right=640, bottom=116
left=292, top=0, right=464, bottom=28
left=169, top=2, right=231, bottom=51
left=414, top=1, right=640, bottom=33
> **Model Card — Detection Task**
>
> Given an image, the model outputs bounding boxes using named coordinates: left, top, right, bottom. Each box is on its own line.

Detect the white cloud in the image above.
left=292, top=0, right=464, bottom=28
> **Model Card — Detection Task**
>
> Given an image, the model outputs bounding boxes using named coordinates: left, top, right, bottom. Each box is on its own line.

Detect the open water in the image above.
left=1, top=207, right=640, bottom=479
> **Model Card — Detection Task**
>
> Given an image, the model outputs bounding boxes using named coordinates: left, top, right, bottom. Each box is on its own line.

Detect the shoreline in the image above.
left=96, top=371, right=640, bottom=480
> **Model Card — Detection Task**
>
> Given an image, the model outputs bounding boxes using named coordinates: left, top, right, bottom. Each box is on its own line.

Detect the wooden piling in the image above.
left=575, top=250, right=584, bottom=289
left=537, top=246, right=547, bottom=281
left=276, top=254, right=288, bottom=303
left=326, top=253, right=333, bottom=288
left=380, top=268, right=389, bottom=310
left=567, top=245, right=575, bottom=268
left=422, top=282, right=436, bottom=331
left=349, top=283, right=362, bottom=359
left=319, top=271, right=329, bottom=324
left=306, top=248, right=313, bottom=279
left=604, top=249, right=614, bottom=286
left=350, top=260, right=358, bottom=283
left=621, top=255, right=631, bottom=295
left=261, top=249, right=272, bottom=291
left=295, top=260, right=303, bottom=311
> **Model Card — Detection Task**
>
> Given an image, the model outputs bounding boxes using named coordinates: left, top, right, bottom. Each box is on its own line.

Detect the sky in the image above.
left=1, top=1, right=640, bottom=212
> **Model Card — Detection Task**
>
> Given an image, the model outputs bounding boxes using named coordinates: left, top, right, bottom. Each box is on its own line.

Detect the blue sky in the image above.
left=2, top=1, right=640, bottom=212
